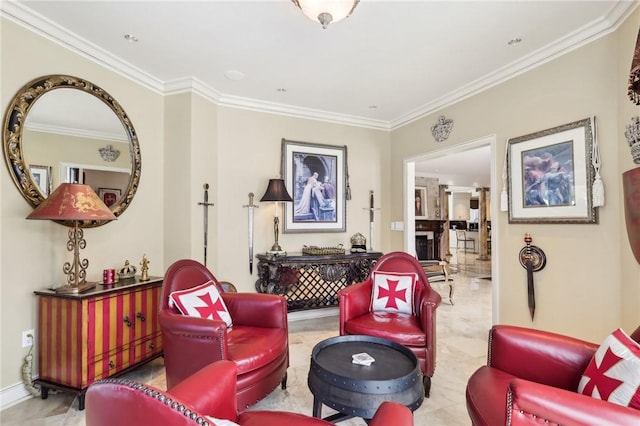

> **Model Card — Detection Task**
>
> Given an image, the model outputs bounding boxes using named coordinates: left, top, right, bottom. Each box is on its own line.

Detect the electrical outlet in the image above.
left=22, top=329, right=34, bottom=348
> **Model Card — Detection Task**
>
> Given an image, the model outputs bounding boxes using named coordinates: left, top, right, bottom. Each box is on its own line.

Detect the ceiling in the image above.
left=2, top=1, right=636, bottom=187
left=415, top=145, right=492, bottom=188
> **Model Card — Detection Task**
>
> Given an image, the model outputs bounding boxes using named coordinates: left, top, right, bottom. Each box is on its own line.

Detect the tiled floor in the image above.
left=1, top=251, right=491, bottom=425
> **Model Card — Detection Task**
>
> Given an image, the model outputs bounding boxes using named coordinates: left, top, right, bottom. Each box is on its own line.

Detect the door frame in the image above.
left=403, top=134, right=499, bottom=323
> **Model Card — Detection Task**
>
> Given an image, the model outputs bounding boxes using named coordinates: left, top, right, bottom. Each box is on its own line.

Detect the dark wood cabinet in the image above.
left=255, top=252, right=382, bottom=311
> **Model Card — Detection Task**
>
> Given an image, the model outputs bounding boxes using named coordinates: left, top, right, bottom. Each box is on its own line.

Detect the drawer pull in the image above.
left=149, top=343, right=155, bottom=350
left=136, top=312, right=146, bottom=321
left=109, top=360, right=115, bottom=369
left=123, top=316, right=132, bottom=327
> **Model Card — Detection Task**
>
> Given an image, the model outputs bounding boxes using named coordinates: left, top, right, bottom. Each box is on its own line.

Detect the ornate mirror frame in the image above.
left=3, top=75, right=141, bottom=227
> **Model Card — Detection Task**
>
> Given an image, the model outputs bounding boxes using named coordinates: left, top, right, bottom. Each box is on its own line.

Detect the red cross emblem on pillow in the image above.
left=577, top=328, right=640, bottom=410
left=370, top=271, right=417, bottom=315
left=169, top=280, right=233, bottom=327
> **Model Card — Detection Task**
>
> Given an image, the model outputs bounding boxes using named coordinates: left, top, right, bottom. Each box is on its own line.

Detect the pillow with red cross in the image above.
left=577, top=328, right=640, bottom=409
left=370, top=271, right=417, bottom=315
left=169, top=280, right=233, bottom=327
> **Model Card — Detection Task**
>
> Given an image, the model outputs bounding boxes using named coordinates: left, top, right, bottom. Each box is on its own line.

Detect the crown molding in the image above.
left=3, top=0, right=637, bottom=132
left=0, top=1, right=164, bottom=94
left=389, top=1, right=639, bottom=130
left=163, top=77, right=390, bottom=130
left=216, top=94, right=391, bottom=130
left=25, top=123, right=129, bottom=143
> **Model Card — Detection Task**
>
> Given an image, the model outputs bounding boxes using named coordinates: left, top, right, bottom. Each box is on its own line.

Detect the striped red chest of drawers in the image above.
left=34, top=277, right=163, bottom=410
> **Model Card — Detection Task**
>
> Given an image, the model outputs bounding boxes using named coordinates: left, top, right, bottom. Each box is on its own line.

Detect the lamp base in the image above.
left=55, top=282, right=96, bottom=294
left=267, top=249, right=287, bottom=256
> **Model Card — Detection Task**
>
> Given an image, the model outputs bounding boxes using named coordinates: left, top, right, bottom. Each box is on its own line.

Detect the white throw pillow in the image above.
left=169, top=280, right=233, bottom=327
left=577, top=328, right=640, bottom=410
left=370, top=271, right=417, bottom=315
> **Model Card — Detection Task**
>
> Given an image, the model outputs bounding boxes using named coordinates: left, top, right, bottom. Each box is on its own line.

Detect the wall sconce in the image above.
left=26, top=183, right=116, bottom=293
left=260, top=179, right=293, bottom=255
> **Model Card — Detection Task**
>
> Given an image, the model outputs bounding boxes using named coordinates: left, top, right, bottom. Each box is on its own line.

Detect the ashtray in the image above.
left=352, top=352, right=375, bottom=366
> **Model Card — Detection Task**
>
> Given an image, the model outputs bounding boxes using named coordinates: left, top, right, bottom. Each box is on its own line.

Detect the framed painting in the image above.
left=98, top=188, right=121, bottom=208
left=281, top=138, right=346, bottom=233
left=29, top=165, right=52, bottom=197
left=415, top=186, right=428, bottom=219
left=507, top=117, right=598, bottom=224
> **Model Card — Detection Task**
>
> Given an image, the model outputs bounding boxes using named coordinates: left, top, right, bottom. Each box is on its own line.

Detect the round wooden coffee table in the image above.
left=308, top=335, right=423, bottom=422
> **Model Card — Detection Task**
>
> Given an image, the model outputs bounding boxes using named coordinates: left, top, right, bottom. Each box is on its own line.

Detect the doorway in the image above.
left=404, top=135, right=499, bottom=323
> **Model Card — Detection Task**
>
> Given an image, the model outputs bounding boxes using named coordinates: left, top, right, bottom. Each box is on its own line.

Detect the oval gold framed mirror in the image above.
left=3, top=75, right=141, bottom=227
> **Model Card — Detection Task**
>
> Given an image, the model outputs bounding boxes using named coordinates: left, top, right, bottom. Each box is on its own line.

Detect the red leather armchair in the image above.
left=466, top=325, right=640, bottom=426
left=338, top=251, right=442, bottom=397
left=159, top=259, right=288, bottom=410
left=86, top=360, right=414, bottom=426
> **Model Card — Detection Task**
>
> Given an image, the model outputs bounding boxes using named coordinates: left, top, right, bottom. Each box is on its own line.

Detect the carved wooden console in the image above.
left=255, top=252, right=383, bottom=311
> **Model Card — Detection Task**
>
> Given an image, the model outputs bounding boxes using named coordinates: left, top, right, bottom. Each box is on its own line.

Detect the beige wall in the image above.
left=1, top=6, right=639, bottom=404
left=214, top=107, right=390, bottom=290
left=390, top=8, right=640, bottom=341
left=1, top=19, right=165, bottom=392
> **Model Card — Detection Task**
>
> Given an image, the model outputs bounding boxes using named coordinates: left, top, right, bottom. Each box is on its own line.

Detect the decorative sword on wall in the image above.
left=518, top=233, right=547, bottom=321
left=198, top=183, right=215, bottom=266
left=243, top=193, right=259, bottom=274
left=363, top=190, right=380, bottom=251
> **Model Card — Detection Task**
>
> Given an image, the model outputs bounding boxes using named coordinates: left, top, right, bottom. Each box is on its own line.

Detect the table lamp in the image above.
left=260, top=178, right=293, bottom=255
left=26, top=183, right=116, bottom=294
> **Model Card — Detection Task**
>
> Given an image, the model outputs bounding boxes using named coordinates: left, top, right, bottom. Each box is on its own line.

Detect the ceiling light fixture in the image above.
left=292, top=0, right=360, bottom=29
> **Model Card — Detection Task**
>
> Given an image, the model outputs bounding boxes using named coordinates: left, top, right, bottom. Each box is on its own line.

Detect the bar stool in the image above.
left=456, top=230, right=475, bottom=253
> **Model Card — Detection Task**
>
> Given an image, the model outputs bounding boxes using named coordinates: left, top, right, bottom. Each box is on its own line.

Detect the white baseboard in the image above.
left=288, top=307, right=338, bottom=322
left=0, top=382, right=35, bottom=411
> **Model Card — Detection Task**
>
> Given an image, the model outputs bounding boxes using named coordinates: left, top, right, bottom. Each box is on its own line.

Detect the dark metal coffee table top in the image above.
left=308, top=335, right=423, bottom=421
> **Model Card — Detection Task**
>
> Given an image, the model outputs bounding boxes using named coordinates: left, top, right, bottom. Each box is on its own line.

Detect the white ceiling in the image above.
left=2, top=1, right=636, bottom=186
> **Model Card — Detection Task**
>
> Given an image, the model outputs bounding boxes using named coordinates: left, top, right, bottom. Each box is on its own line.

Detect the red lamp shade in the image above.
left=26, top=183, right=116, bottom=222
left=26, top=183, right=116, bottom=294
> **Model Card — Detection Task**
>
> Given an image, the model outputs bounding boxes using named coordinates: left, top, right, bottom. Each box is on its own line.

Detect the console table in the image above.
left=33, top=277, right=163, bottom=410
left=255, top=252, right=382, bottom=311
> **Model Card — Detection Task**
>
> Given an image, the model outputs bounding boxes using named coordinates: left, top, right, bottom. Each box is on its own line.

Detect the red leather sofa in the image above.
left=338, top=251, right=441, bottom=396
left=466, top=324, right=640, bottom=425
left=159, top=259, right=289, bottom=410
left=85, top=360, right=414, bottom=426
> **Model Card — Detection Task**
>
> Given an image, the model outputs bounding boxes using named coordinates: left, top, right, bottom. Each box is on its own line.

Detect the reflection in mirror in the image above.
left=23, top=89, right=132, bottom=203
left=3, top=75, right=141, bottom=227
